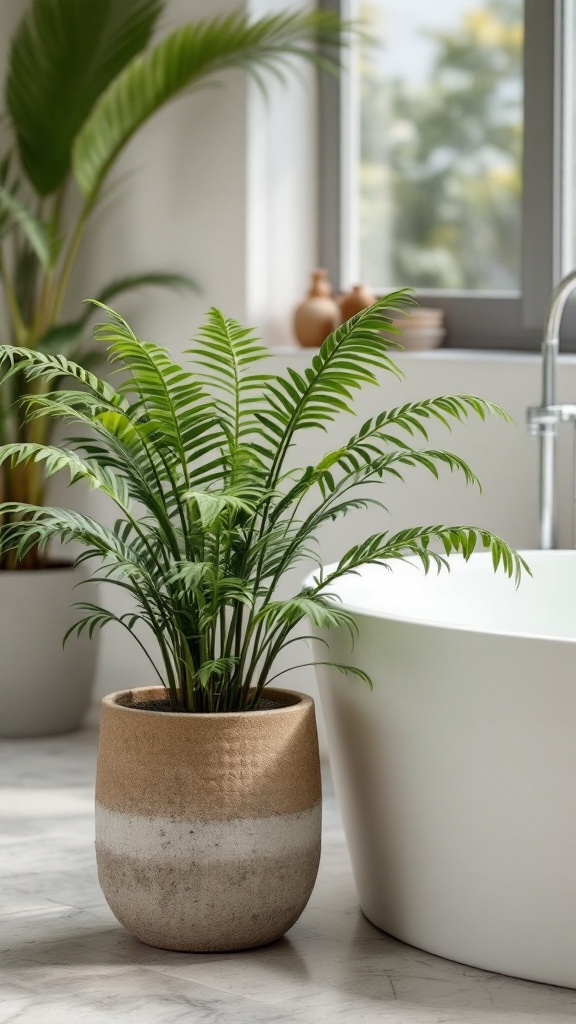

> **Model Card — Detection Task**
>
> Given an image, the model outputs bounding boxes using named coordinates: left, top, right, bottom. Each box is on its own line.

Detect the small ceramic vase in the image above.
left=338, top=283, right=377, bottom=322
left=294, top=269, right=340, bottom=348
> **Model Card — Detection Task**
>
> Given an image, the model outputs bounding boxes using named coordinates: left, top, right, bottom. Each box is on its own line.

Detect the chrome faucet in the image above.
left=527, top=270, right=576, bottom=548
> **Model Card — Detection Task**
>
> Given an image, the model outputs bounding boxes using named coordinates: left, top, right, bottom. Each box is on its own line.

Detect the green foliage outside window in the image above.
left=359, top=0, right=523, bottom=290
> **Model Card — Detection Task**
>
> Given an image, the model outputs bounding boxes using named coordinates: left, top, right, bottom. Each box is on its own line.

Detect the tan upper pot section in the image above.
left=95, top=686, right=322, bottom=952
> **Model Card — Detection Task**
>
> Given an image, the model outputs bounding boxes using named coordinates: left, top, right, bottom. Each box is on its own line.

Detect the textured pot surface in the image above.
left=96, top=687, right=322, bottom=952
left=0, top=566, right=98, bottom=738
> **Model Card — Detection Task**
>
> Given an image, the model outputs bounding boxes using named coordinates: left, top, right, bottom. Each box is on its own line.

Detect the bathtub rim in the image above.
left=305, top=549, right=576, bottom=646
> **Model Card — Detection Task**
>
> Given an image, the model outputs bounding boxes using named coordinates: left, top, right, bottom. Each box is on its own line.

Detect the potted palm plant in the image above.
left=0, top=295, right=526, bottom=950
left=0, top=0, right=348, bottom=736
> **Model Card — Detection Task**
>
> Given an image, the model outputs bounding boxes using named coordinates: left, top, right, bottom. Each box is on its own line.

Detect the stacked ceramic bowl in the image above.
left=388, top=306, right=445, bottom=350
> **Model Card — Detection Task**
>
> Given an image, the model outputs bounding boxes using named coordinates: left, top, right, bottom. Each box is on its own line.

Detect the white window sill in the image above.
left=270, top=345, right=560, bottom=365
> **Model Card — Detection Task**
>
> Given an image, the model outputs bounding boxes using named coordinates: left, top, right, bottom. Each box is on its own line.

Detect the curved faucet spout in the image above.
left=541, top=269, right=576, bottom=408
left=527, top=269, right=576, bottom=549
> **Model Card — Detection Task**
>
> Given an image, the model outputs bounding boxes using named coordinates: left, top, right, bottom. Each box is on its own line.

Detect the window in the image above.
left=320, top=0, right=574, bottom=349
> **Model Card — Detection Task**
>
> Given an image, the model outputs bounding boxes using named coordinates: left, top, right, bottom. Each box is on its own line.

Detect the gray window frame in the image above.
left=319, top=0, right=571, bottom=350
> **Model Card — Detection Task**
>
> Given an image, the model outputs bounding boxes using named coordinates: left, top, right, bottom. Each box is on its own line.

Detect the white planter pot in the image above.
left=313, top=552, right=576, bottom=988
left=0, top=565, right=98, bottom=737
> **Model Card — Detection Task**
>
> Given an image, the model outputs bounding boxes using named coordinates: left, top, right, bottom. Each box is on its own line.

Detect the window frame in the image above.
left=319, top=0, right=570, bottom=350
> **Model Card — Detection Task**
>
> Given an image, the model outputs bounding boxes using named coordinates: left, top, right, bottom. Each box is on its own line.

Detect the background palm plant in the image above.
left=0, top=0, right=348, bottom=567
left=0, top=293, right=527, bottom=712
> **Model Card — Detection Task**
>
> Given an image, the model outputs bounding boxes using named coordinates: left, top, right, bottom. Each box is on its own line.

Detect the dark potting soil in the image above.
left=126, top=697, right=293, bottom=714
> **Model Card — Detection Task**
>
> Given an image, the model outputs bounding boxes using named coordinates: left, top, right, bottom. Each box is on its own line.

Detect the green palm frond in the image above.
left=190, top=308, right=271, bottom=451
left=258, top=290, right=413, bottom=487
left=254, top=595, right=358, bottom=635
left=36, top=272, right=200, bottom=357
left=315, top=394, right=510, bottom=472
left=64, top=602, right=167, bottom=687
left=0, top=442, right=133, bottom=514
left=274, top=445, right=483, bottom=519
left=0, top=502, right=137, bottom=564
left=92, top=304, right=224, bottom=481
left=265, top=661, right=373, bottom=691
left=0, top=302, right=527, bottom=710
left=94, top=271, right=200, bottom=306
left=0, top=153, right=16, bottom=241
left=36, top=322, right=87, bottom=356
left=0, top=345, right=123, bottom=405
left=9, top=386, right=191, bottom=556
left=0, top=183, right=56, bottom=270
left=72, top=9, right=348, bottom=201
left=315, top=525, right=530, bottom=588
left=7, top=0, right=163, bottom=195
left=184, top=489, right=258, bottom=531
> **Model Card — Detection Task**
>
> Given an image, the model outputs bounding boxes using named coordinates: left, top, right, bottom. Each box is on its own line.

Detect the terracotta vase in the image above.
left=95, top=686, right=322, bottom=951
left=338, top=283, right=377, bottom=322
left=294, top=269, right=340, bottom=347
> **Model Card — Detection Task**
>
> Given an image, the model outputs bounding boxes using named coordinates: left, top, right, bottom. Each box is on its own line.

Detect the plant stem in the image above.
left=0, top=249, right=27, bottom=343
left=49, top=194, right=96, bottom=325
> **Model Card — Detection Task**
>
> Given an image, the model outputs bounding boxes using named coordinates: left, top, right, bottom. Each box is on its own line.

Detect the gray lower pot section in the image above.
left=0, top=566, right=98, bottom=738
left=96, top=804, right=322, bottom=951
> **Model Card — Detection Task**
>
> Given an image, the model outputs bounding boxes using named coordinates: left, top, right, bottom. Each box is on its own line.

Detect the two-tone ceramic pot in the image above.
left=95, top=686, right=322, bottom=951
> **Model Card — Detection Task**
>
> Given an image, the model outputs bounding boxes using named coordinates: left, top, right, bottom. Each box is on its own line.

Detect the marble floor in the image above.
left=3, top=721, right=576, bottom=1024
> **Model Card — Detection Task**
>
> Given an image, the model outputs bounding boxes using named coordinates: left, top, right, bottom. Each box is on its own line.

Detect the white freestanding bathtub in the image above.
left=312, top=551, right=576, bottom=988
